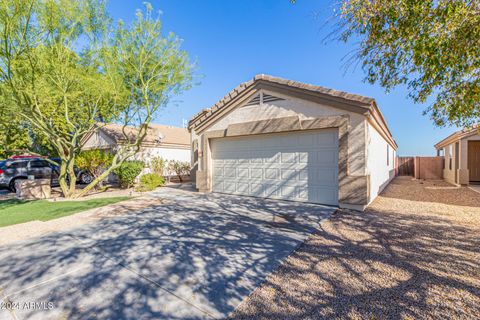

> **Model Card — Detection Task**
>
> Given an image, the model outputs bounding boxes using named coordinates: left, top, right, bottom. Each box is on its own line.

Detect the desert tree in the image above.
left=0, top=0, right=192, bottom=197
left=74, top=3, right=193, bottom=197
left=333, top=0, right=480, bottom=127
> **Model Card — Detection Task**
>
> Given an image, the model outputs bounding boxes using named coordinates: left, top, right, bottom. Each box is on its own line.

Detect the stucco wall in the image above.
left=366, top=122, right=396, bottom=203
left=190, top=89, right=380, bottom=209
left=134, top=147, right=191, bottom=164
left=206, top=90, right=367, bottom=176
left=442, top=134, right=480, bottom=185
left=83, top=130, right=115, bottom=150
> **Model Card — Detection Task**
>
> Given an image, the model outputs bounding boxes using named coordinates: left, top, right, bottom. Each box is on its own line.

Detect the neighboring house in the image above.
left=82, top=123, right=191, bottom=165
left=188, top=75, right=397, bottom=211
left=434, top=126, right=480, bottom=185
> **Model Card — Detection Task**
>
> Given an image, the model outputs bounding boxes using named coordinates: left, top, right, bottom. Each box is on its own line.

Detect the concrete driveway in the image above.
left=0, top=187, right=335, bottom=319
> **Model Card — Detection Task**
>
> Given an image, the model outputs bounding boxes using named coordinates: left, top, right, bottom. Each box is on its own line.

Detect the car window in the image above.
left=29, top=160, right=50, bottom=168
left=7, top=161, right=28, bottom=169
left=49, top=158, right=61, bottom=166
left=0, top=161, right=5, bottom=168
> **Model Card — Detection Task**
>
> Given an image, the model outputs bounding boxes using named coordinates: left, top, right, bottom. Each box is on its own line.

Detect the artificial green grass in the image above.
left=0, top=196, right=130, bottom=228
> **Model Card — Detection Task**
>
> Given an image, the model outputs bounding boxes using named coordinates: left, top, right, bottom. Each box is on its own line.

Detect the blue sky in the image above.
left=107, top=0, right=459, bottom=156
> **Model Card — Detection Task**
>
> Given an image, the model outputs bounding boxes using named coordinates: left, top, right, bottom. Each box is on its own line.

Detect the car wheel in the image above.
left=80, top=173, right=93, bottom=184
left=9, top=178, right=25, bottom=193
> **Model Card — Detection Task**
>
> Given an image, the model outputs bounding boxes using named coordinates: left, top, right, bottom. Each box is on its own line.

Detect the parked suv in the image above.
left=48, top=158, right=94, bottom=185
left=0, top=158, right=52, bottom=192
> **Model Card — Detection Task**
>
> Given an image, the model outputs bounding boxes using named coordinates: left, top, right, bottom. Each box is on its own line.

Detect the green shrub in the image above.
left=150, top=156, right=167, bottom=176
left=76, top=150, right=114, bottom=188
left=168, top=160, right=191, bottom=182
left=137, top=173, right=164, bottom=192
left=113, top=160, right=144, bottom=188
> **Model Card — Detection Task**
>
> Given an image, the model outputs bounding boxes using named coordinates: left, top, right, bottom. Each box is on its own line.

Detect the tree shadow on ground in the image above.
left=379, top=177, right=480, bottom=207
left=0, top=189, right=333, bottom=319
left=230, top=207, right=480, bottom=319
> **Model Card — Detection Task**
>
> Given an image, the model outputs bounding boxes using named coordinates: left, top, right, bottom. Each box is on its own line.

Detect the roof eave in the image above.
left=434, top=128, right=479, bottom=149
left=189, top=77, right=374, bottom=132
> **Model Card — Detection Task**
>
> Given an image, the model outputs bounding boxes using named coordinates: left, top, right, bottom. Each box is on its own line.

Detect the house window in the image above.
left=387, top=145, right=390, bottom=166
left=449, top=145, right=452, bottom=170
left=443, top=148, right=447, bottom=169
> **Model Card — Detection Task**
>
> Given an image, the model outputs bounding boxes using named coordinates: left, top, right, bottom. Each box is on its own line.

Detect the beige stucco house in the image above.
left=188, top=75, right=398, bottom=211
left=82, top=123, right=191, bottom=164
left=434, top=126, right=480, bottom=185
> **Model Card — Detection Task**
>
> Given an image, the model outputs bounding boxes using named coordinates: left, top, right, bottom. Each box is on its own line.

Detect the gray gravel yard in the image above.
left=231, top=177, right=480, bottom=319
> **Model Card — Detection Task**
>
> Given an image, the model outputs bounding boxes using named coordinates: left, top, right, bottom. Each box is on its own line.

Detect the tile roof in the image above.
left=100, top=123, right=190, bottom=146
left=189, top=74, right=375, bottom=129
left=434, top=125, right=479, bottom=149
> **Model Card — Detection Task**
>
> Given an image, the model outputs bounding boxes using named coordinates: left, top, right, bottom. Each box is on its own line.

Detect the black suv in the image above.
left=0, top=157, right=94, bottom=192
left=48, top=158, right=94, bottom=185
left=0, top=158, right=53, bottom=192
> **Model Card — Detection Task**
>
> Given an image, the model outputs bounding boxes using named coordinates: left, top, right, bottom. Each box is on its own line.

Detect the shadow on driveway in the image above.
left=231, top=180, right=480, bottom=319
left=0, top=187, right=334, bottom=319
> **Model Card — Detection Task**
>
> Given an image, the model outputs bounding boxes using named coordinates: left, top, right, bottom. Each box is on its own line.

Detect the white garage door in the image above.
left=211, top=129, right=339, bottom=205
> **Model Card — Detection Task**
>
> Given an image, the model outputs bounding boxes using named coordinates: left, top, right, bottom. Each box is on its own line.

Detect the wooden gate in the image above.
left=397, top=157, right=414, bottom=176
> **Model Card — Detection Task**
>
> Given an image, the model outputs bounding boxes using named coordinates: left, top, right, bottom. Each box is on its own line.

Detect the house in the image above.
left=434, top=126, right=480, bottom=185
left=82, top=123, right=191, bottom=164
left=188, top=75, right=397, bottom=211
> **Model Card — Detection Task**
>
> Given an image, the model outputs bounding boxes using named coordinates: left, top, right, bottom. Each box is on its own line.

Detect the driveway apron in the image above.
left=0, top=187, right=335, bottom=319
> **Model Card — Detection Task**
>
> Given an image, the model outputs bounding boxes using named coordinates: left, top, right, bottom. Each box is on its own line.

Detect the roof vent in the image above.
left=245, top=93, right=284, bottom=106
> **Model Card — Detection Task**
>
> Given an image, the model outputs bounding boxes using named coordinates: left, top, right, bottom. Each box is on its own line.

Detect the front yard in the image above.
left=0, top=197, right=129, bottom=227
left=231, top=177, right=480, bottom=319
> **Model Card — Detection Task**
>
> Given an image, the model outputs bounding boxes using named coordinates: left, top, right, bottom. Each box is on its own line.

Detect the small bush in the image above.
left=150, top=156, right=167, bottom=176
left=137, top=173, right=164, bottom=192
left=114, top=160, right=144, bottom=189
left=168, top=160, right=191, bottom=182
left=76, top=150, right=114, bottom=188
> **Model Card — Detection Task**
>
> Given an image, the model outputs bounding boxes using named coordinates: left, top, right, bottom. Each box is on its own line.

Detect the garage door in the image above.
left=211, top=129, right=339, bottom=205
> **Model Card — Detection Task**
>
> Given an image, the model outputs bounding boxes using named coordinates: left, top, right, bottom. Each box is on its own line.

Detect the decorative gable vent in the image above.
left=245, top=93, right=285, bottom=106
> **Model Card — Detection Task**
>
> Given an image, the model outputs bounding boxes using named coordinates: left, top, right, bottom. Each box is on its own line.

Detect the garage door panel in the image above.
left=264, top=184, right=280, bottom=197
left=225, top=159, right=237, bottom=165
left=237, top=182, right=249, bottom=193
left=237, top=168, right=249, bottom=178
left=213, top=180, right=223, bottom=192
left=250, top=168, right=263, bottom=179
left=211, top=130, right=339, bottom=205
left=223, top=181, right=236, bottom=193
left=265, top=168, right=279, bottom=180
left=297, top=186, right=310, bottom=200
left=315, top=150, right=337, bottom=165
left=281, top=169, right=297, bottom=180
left=250, top=158, right=263, bottom=164
left=311, top=187, right=337, bottom=204
left=213, top=167, right=224, bottom=177
left=298, top=134, right=315, bottom=146
left=316, top=131, right=337, bottom=146
left=311, top=169, right=337, bottom=185
left=281, top=152, right=296, bottom=163
left=298, top=169, right=309, bottom=181
left=251, top=183, right=264, bottom=196
left=224, top=167, right=236, bottom=178
left=280, top=186, right=296, bottom=199
left=265, top=153, right=280, bottom=164
left=298, top=152, right=310, bottom=163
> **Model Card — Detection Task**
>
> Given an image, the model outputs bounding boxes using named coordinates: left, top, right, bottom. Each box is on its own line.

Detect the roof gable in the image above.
left=83, top=123, right=190, bottom=148
left=435, top=126, right=479, bottom=149
left=188, top=75, right=375, bottom=132
left=188, top=75, right=397, bottom=149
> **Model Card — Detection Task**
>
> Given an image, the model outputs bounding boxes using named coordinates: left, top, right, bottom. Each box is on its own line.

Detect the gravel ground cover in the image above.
left=231, top=177, right=480, bottom=319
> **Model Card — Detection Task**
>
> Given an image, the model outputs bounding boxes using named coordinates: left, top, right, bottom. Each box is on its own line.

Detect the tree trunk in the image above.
left=58, top=160, right=71, bottom=197
left=67, top=157, right=77, bottom=194
left=73, top=158, right=124, bottom=198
